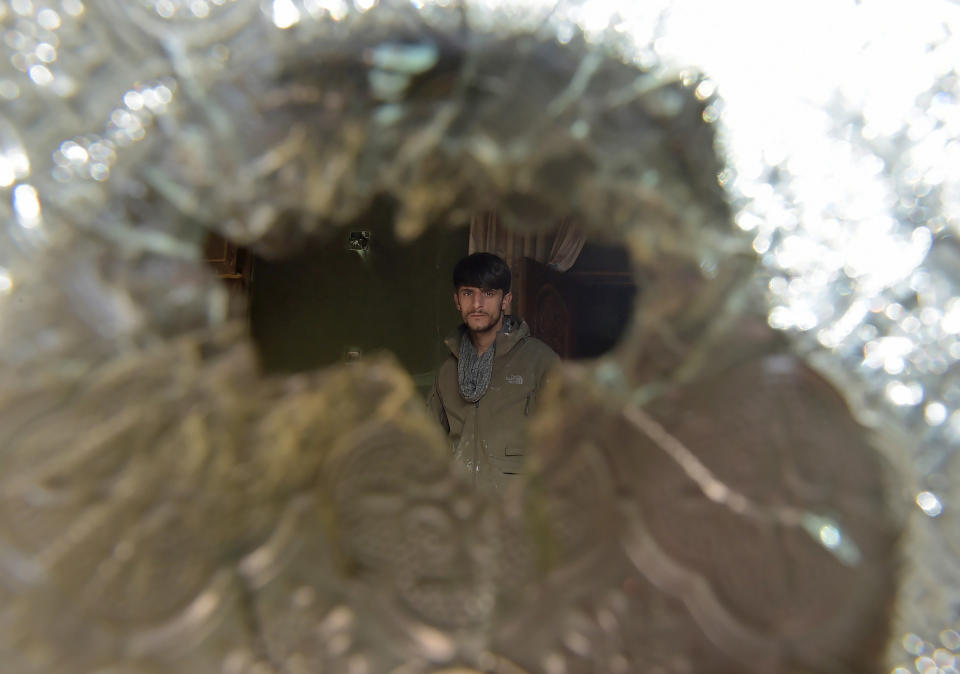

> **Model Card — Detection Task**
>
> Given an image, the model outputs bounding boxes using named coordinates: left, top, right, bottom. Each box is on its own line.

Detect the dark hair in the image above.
left=452, top=252, right=511, bottom=293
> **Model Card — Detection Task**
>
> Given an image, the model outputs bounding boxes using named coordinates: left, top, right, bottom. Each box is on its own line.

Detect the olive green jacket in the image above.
left=427, top=318, right=559, bottom=487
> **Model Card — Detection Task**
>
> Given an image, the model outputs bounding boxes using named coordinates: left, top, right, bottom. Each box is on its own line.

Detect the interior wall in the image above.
left=249, top=202, right=470, bottom=394
left=566, top=241, right=637, bottom=358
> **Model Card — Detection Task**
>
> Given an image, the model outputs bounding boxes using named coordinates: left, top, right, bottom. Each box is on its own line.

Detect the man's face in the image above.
left=454, top=286, right=512, bottom=334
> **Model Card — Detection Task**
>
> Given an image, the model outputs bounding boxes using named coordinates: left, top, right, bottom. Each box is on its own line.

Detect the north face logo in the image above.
left=505, top=374, right=523, bottom=385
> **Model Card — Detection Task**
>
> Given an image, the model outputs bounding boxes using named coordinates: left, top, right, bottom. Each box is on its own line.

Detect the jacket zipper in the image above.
left=473, top=399, right=480, bottom=477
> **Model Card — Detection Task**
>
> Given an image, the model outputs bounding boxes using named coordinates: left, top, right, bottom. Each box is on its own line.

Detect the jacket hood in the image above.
left=443, top=316, right=530, bottom=359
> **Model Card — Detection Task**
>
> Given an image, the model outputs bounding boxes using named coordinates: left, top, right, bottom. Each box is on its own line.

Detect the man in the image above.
left=428, top=252, right=559, bottom=487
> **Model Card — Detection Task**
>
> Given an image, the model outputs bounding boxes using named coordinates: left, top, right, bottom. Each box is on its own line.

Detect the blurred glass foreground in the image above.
left=0, top=0, right=958, bottom=672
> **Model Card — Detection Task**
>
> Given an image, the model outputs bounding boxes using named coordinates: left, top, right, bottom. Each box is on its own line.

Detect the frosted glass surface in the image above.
left=1, top=1, right=957, bottom=672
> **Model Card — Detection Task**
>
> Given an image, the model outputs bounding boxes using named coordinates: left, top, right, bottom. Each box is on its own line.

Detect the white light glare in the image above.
left=123, top=90, right=144, bottom=111
left=767, top=304, right=819, bottom=331
left=916, top=491, right=943, bottom=517
left=13, top=184, right=40, bottom=228
left=0, top=268, right=12, bottom=295
left=272, top=0, right=300, bottom=28
left=925, top=401, right=948, bottom=426
left=191, top=0, right=210, bottom=18
left=61, top=0, right=84, bottom=16
left=28, top=65, right=54, bottom=87
left=11, top=0, right=33, bottom=16
left=60, top=141, right=89, bottom=164
left=0, top=156, right=15, bottom=187
left=819, top=524, right=841, bottom=548
left=304, top=0, right=347, bottom=20
left=36, top=8, right=61, bottom=29
left=885, top=381, right=924, bottom=406
left=863, top=336, right=915, bottom=370
left=942, top=298, right=960, bottom=334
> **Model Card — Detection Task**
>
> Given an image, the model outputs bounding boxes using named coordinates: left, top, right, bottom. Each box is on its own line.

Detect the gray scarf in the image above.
left=458, top=334, right=495, bottom=403
left=457, top=317, right=517, bottom=403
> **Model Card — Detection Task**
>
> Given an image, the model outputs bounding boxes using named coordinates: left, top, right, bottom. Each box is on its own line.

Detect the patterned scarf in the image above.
left=457, top=317, right=517, bottom=403
left=458, top=333, right=495, bottom=403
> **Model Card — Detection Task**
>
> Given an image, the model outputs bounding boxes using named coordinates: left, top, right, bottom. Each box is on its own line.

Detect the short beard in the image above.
left=467, top=306, right=503, bottom=335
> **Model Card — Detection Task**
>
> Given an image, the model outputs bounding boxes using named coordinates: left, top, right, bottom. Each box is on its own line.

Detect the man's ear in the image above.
left=453, top=291, right=461, bottom=311
left=502, top=291, right=513, bottom=312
